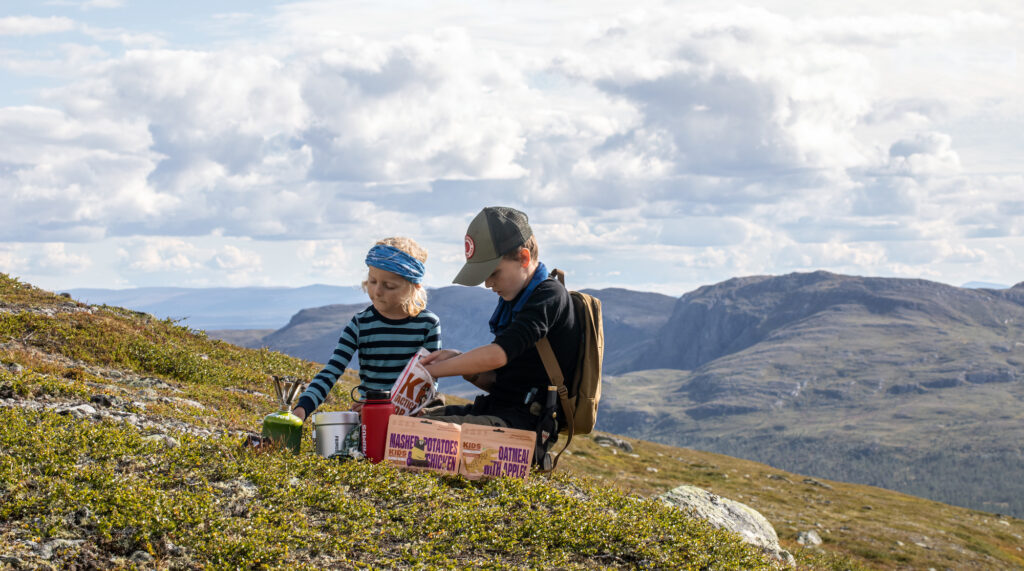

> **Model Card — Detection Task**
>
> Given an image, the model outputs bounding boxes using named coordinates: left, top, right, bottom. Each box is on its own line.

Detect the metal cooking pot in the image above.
left=311, top=411, right=360, bottom=458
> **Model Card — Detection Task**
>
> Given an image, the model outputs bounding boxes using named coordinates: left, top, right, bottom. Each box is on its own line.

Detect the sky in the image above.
left=1, top=0, right=1022, bottom=296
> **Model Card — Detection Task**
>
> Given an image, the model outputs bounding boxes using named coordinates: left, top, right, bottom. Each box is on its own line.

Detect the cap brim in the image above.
left=452, top=257, right=502, bottom=286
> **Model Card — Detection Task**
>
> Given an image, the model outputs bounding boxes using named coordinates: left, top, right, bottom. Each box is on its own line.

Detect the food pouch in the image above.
left=384, top=415, right=462, bottom=475
left=459, top=424, right=536, bottom=481
left=390, top=348, right=437, bottom=416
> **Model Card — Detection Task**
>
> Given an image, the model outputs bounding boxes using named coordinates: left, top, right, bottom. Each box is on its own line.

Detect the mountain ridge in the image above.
left=595, top=270, right=1024, bottom=518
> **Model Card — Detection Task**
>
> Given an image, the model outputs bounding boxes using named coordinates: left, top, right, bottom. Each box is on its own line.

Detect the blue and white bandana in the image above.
left=365, top=244, right=425, bottom=284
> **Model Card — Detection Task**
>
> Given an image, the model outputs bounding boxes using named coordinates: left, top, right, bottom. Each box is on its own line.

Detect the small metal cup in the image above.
left=311, top=411, right=360, bottom=458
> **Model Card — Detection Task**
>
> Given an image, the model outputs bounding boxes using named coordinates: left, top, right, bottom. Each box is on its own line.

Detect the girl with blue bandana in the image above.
left=293, top=237, right=442, bottom=420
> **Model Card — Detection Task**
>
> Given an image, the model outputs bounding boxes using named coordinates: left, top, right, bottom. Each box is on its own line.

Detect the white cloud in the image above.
left=210, top=245, right=261, bottom=271
left=34, top=243, right=91, bottom=274
left=0, top=246, right=26, bottom=274
left=119, top=238, right=203, bottom=272
left=1, top=1, right=1022, bottom=291
left=80, top=25, right=166, bottom=48
left=43, top=0, right=124, bottom=9
left=885, top=132, right=961, bottom=178
left=0, top=243, right=90, bottom=277
left=82, top=0, right=125, bottom=8
left=776, top=241, right=888, bottom=271
left=939, top=242, right=988, bottom=264
left=0, top=16, right=75, bottom=36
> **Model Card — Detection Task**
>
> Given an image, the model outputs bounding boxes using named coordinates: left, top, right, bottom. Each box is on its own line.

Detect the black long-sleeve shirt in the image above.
left=489, top=277, right=579, bottom=427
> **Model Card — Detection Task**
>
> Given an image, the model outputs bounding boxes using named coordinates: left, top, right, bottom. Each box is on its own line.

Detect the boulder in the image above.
left=58, top=404, right=97, bottom=418
left=89, top=394, right=117, bottom=408
left=660, top=484, right=794, bottom=565
left=592, top=435, right=634, bottom=452
left=797, top=530, right=823, bottom=546
left=802, top=477, right=833, bottom=490
left=36, top=538, right=83, bottom=560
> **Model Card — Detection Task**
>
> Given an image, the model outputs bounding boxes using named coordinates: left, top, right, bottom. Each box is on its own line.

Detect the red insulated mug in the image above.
left=360, top=389, right=394, bottom=463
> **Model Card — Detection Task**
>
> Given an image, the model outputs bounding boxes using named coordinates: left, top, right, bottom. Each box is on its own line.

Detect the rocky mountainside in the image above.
left=597, top=271, right=1024, bottom=518
left=4, top=273, right=1024, bottom=569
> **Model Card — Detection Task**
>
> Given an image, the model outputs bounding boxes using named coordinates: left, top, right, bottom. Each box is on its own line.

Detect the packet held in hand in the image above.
left=384, top=415, right=462, bottom=475
left=390, top=348, right=437, bottom=416
left=459, top=424, right=536, bottom=481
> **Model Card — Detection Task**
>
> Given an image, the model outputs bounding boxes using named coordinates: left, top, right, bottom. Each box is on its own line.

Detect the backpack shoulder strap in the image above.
left=536, top=336, right=574, bottom=470
left=549, top=268, right=565, bottom=285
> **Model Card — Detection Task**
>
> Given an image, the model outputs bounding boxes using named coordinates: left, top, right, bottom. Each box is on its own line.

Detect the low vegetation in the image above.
left=2, top=273, right=1023, bottom=569
left=0, top=408, right=774, bottom=569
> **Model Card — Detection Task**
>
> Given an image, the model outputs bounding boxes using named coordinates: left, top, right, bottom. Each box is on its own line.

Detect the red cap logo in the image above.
left=464, top=235, right=475, bottom=259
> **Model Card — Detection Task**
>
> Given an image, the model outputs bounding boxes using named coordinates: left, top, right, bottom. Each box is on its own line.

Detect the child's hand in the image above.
left=420, top=349, right=460, bottom=365
left=350, top=401, right=364, bottom=413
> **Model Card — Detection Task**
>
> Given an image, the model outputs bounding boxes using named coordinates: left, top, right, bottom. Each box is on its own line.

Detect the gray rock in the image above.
left=130, top=377, right=170, bottom=389
left=660, top=484, right=794, bottom=565
left=36, top=538, right=83, bottom=559
left=59, top=404, right=97, bottom=417
left=142, top=434, right=179, bottom=448
left=129, top=550, right=154, bottom=564
left=73, top=506, right=92, bottom=526
left=592, top=435, right=634, bottom=452
left=802, top=477, right=833, bottom=490
left=214, top=478, right=259, bottom=498
left=173, top=398, right=205, bottom=410
left=89, top=394, right=117, bottom=408
left=797, top=530, right=823, bottom=546
left=0, top=555, right=24, bottom=567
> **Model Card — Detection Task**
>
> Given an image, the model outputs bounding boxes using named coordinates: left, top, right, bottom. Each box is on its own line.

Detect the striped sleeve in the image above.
left=425, top=316, right=441, bottom=351
left=296, top=315, right=361, bottom=414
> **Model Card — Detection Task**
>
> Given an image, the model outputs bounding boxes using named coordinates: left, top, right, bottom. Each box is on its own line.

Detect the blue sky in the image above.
left=1, top=0, right=1022, bottom=295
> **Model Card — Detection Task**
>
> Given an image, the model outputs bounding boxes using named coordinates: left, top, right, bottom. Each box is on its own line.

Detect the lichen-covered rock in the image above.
left=797, top=530, right=823, bottom=546
left=660, top=484, right=794, bottom=565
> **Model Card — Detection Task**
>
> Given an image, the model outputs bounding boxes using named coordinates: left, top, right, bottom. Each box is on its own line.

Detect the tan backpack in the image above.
left=536, top=269, right=604, bottom=469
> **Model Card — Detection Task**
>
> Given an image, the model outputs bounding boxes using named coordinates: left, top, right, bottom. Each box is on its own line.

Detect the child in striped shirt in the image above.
left=292, top=237, right=441, bottom=420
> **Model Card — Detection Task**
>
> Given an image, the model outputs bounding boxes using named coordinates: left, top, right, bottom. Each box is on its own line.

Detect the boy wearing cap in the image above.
left=420, top=207, right=580, bottom=430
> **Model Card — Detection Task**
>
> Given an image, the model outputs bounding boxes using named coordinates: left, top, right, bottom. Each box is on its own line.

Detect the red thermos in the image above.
left=360, top=389, right=394, bottom=463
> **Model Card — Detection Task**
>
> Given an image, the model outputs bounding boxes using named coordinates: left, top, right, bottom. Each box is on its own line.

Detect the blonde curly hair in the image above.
left=362, top=236, right=429, bottom=317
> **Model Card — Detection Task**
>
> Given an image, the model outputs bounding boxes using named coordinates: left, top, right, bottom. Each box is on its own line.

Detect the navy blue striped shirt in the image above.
left=296, top=306, right=441, bottom=414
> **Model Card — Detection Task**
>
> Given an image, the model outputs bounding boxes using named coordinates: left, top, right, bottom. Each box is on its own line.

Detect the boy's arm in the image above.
left=422, top=343, right=507, bottom=384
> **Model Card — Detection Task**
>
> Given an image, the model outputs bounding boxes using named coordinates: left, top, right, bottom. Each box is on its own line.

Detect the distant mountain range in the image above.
left=65, top=285, right=365, bottom=329
left=597, top=271, right=1024, bottom=517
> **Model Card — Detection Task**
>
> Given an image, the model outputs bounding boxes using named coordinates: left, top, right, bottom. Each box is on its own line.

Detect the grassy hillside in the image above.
left=2, top=273, right=1023, bottom=569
